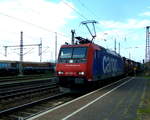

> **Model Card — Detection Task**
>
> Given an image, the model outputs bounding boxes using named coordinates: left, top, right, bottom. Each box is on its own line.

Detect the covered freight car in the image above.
left=0, top=60, right=18, bottom=76
left=122, top=57, right=142, bottom=75
left=22, top=62, right=52, bottom=74
left=0, top=60, right=54, bottom=76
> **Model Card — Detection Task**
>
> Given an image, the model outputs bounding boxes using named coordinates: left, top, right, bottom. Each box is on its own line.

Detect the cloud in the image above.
left=95, top=19, right=146, bottom=61
left=139, top=11, right=150, bottom=17
left=0, top=0, right=76, bottom=62
left=0, top=0, right=76, bottom=31
left=99, top=19, right=150, bottom=29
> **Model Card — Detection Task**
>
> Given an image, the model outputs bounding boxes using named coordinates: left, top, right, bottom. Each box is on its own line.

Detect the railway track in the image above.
left=0, top=82, right=57, bottom=100
left=0, top=74, right=54, bottom=83
left=0, top=82, right=59, bottom=109
left=0, top=91, right=77, bottom=120
left=0, top=77, right=128, bottom=120
left=0, top=77, right=57, bottom=91
left=0, top=75, right=82, bottom=120
left=0, top=76, right=63, bottom=120
left=0, top=92, right=69, bottom=120
left=0, top=76, right=128, bottom=120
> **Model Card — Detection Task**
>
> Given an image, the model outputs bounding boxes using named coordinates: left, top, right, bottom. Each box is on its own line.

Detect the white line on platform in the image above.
left=27, top=77, right=132, bottom=120
left=62, top=77, right=134, bottom=120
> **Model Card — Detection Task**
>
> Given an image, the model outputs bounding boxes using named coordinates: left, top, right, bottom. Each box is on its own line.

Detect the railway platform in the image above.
left=28, top=77, right=148, bottom=120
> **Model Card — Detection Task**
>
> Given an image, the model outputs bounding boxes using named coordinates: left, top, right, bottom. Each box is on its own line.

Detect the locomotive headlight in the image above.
left=78, top=72, right=85, bottom=75
left=58, top=71, right=64, bottom=74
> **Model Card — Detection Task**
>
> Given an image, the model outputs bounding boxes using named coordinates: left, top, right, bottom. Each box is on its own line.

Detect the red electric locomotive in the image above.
left=56, top=21, right=125, bottom=92
left=56, top=37, right=124, bottom=91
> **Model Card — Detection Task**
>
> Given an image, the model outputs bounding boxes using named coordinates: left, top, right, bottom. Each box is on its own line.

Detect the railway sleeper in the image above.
left=1, top=90, right=60, bottom=111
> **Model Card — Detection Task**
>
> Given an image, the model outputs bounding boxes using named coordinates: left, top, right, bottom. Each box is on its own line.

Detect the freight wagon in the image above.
left=0, top=60, right=54, bottom=76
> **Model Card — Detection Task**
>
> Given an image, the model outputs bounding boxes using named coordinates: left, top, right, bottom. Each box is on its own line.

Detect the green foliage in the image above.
left=136, top=77, right=150, bottom=120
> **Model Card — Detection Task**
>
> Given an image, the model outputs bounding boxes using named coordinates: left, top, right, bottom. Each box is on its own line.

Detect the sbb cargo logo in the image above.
left=103, top=56, right=117, bottom=74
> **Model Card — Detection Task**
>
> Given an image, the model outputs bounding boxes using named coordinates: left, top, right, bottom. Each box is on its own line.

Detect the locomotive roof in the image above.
left=61, top=43, right=106, bottom=49
left=61, top=43, right=92, bottom=48
left=105, top=49, right=121, bottom=57
left=61, top=43, right=120, bottom=57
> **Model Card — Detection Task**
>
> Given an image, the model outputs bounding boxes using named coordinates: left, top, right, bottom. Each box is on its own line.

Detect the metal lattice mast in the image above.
left=4, top=31, right=43, bottom=75
left=39, top=38, right=42, bottom=62
left=55, top=32, right=57, bottom=63
left=19, top=31, right=23, bottom=76
left=145, top=26, right=150, bottom=62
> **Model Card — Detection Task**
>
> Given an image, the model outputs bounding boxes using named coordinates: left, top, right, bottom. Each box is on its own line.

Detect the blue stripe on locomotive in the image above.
left=92, top=49, right=124, bottom=80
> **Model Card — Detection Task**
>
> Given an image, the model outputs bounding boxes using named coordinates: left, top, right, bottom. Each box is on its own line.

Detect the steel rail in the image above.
left=0, top=82, right=55, bottom=95
left=0, top=77, right=56, bottom=85
left=0, top=76, right=51, bottom=83
left=0, top=77, right=56, bottom=89
left=0, top=74, right=53, bottom=80
left=0, top=83, right=58, bottom=99
left=0, top=92, right=67, bottom=115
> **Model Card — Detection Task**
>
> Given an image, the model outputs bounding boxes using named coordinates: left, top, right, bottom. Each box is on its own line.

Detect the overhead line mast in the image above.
left=19, top=31, right=23, bottom=76
left=145, top=26, right=150, bottom=62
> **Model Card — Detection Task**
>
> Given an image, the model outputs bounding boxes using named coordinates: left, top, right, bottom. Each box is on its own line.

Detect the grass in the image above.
left=138, top=107, right=150, bottom=114
left=136, top=73, right=150, bottom=120
left=144, top=76, right=150, bottom=79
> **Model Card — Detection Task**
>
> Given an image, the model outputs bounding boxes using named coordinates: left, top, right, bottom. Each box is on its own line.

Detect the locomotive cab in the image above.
left=56, top=43, right=94, bottom=87
left=58, top=47, right=87, bottom=64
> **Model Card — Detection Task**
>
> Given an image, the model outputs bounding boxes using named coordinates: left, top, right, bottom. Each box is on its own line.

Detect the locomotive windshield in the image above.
left=60, top=47, right=87, bottom=59
left=59, top=48, right=73, bottom=59
left=58, top=47, right=87, bottom=63
left=72, top=47, right=87, bottom=58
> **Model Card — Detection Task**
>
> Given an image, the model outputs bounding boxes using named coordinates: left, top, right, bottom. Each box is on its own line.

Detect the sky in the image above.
left=0, top=0, right=149, bottom=63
